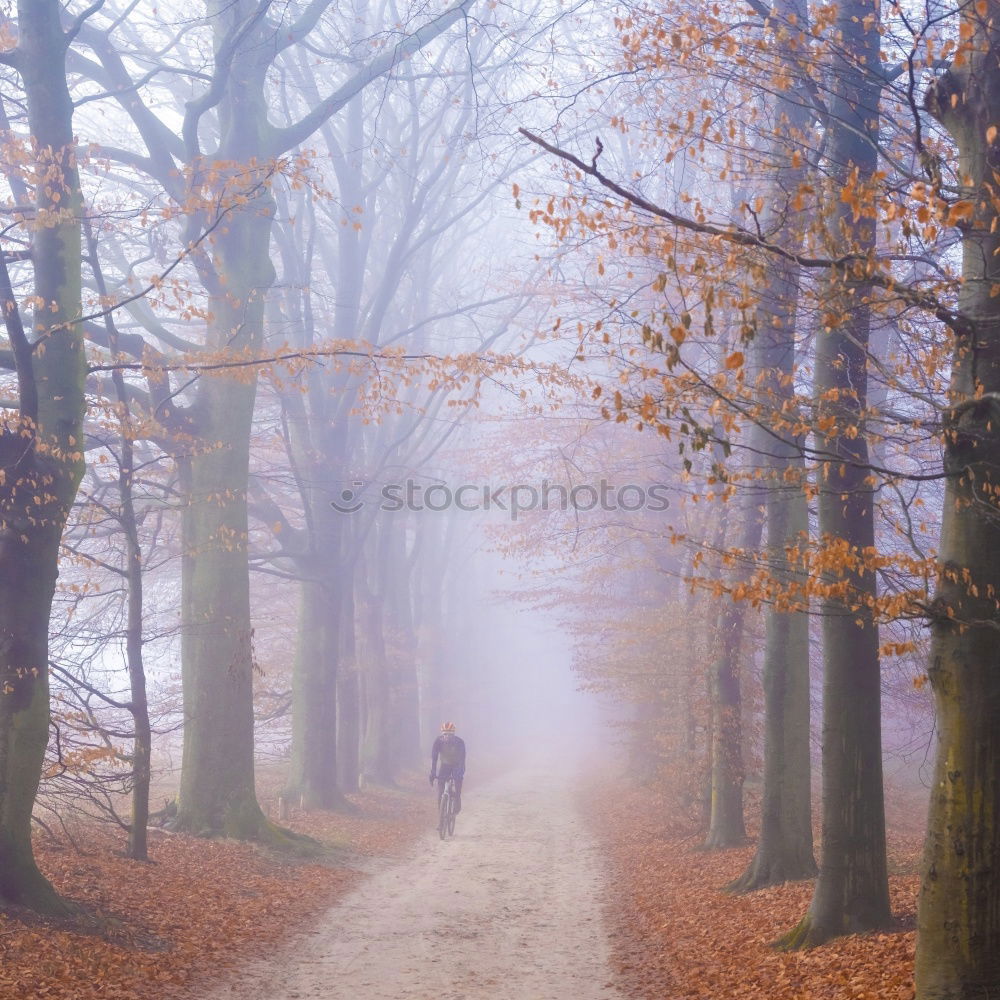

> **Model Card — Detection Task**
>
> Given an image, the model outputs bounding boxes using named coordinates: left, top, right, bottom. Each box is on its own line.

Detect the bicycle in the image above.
left=438, top=776, right=457, bottom=839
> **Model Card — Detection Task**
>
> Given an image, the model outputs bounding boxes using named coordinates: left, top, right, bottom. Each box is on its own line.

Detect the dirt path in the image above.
left=201, top=768, right=623, bottom=999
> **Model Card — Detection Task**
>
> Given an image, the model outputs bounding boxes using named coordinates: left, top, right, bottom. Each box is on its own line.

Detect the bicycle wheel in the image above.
left=438, top=790, right=451, bottom=839
left=447, top=803, right=456, bottom=836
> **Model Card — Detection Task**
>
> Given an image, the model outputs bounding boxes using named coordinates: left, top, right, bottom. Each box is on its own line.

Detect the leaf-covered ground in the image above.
left=586, top=781, right=919, bottom=1000
left=0, top=781, right=429, bottom=1000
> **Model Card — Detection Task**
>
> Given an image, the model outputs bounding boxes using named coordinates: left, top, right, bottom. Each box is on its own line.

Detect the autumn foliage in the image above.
left=0, top=784, right=427, bottom=999
left=587, top=779, right=919, bottom=1000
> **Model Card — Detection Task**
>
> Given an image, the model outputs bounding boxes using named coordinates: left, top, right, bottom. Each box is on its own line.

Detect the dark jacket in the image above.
left=431, top=733, right=466, bottom=776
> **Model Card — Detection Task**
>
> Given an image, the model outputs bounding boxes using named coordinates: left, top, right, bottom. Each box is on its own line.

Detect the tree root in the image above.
left=252, top=819, right=323, bottom=857
left=773, top=915, right=823, bottom=951
left=173, top=797, right=322, bottom=857
left=0, top=871, right=77, bottom=919
left=726, top=854, right=817, bottom=895
left=701, top=831, right=748, bottom=851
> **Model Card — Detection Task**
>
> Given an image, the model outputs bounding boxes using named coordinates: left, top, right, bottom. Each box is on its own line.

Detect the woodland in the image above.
left=0, top=0, right=999, bottom=997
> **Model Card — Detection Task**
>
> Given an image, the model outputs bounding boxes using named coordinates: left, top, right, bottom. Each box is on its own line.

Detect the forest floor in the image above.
left=585, top=778, right=921, bottom=999
left=0, top=779, right=427, bottom=1000
left=3, top=770, right=925, bottom=999
left=193, top=767, right=623, bottom=1000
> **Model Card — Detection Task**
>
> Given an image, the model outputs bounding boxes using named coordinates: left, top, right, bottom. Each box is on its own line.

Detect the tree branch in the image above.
left=0, top=250, right=36, bottom=421
left=519, top=127, right=968, bottom=336
left=272, top=0, right=476, bottom=153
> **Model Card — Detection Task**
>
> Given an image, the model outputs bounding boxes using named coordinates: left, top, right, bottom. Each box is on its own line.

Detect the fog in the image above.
left=0, top=0, right=936, bottom=852
left=2, top=0, right=978, bottom=993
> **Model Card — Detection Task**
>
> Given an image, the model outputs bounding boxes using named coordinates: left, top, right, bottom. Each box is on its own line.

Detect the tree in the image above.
left=777, top=0, right=891, bottom=946
left=0, top=0, right=94, bottom=912
left=727, top=0, right=816, bottom=894
left=915, top=7, right=1000, bottom=997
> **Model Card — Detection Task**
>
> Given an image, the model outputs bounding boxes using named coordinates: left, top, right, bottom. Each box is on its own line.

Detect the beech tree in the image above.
left=0, top=0, right=95, bottom=912
left=728, top=0, right=815, bottom=894
left=777, top=0, right=892, bottom=947
left=915, top=6, right=1000, bottom=997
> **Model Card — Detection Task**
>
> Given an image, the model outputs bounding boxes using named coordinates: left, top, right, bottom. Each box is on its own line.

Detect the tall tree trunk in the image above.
left=122, top=460, right=152, bottom=862
left=337, top=670, right=362, bottom=792
left=0, top=0, right=85, bottom=913
left=287, top=569, right=343, bottom=808
left=916, top=15, right=1000, bottom=997
left=779, top=0, right=890, bottom=946
left=337, top=581, right=361, bottom=794
left=385, top=521, right=421, bottom=772
left=730, top=0, right=815, bottom=890
left=86, top=218, right=153, bottom=862
left=704, top=604, right=750, bottom=847
left=173, top=0, right=283, bottom=839
left=704, top=495, right=763, bottom=848
left=732, top=480, right=814, bottom=889
left=177, top=377, right=263, bottom=836
left=359, top=586, right=393, bottom=785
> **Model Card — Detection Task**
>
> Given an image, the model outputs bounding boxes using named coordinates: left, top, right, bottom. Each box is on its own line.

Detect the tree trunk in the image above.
left=85, top=217, right=153, bottom=862
left=0, top=0, right=85, bottom=914
left=0, top=533, right=66, bottom=911
left=337, top=577, right=361, bottom=793
left=778, top=0, right=890, bottom=945
left=730, top=0, right=815, bottom=889
left=916, top=16, right=1000, bottom=997
left=122, top=432, right=152, bottom=861
left=385, top=523, right=421, bottom=772
left=704, top=599, right=750, bottom=847
left=704, top=491, right=763, bottom=849
left=359, top=586, right=394, bottom=785
left=337, top=670, right=362, bottom=794
left=731, top=485, right=814, bottom=889
left=172, top=11, right=285, bottom=840
left=177, top=381, right=263, bottom=836
left=287, top=571, right=344, bottom=808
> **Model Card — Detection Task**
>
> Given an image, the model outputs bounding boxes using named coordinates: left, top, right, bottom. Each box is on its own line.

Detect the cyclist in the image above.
left=430, top=721, right=466, bottom=814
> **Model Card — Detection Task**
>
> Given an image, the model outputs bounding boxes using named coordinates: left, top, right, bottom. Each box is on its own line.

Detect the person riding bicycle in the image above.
left=430, top=721, right=466, bottom=814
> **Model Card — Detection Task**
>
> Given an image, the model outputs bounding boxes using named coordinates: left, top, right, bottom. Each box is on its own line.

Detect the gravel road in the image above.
left=199, top=768, right=623, bottom=1000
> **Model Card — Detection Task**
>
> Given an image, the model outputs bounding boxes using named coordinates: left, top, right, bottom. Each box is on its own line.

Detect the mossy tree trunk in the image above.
left=172, top=1, right=284, bottom=840
left=0, top=0, right=86, bottom=913
left=916, top=15, right=1000, bottom=998
left=779, top=0, right=890, bottom=946
left=177, top=373, right=265, bottom=836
